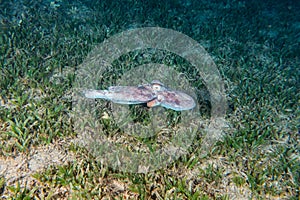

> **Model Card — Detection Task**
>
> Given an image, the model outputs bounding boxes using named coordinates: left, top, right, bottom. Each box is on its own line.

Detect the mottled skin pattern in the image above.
left=83, top=80, right=195, bottom=111
left=84, top=86, right=155, bottom=104
left=146, top=83, right=196, bottom=111
left=107, top=86, right=156, bottom=104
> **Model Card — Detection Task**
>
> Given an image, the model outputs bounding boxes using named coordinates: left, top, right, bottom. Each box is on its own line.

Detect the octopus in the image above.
left=83, top=80, right=195, bottom=111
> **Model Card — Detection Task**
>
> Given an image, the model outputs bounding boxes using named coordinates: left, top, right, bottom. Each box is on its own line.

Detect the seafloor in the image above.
left=0, top=0, right=299, bottom=199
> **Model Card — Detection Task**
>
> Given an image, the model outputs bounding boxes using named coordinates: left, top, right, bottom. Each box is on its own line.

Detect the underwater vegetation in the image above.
left=0, top=0, right=299, bottom=199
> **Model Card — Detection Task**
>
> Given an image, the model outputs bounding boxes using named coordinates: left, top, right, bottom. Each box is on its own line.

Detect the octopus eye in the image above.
left=152, top=84, right=161, bottom=91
